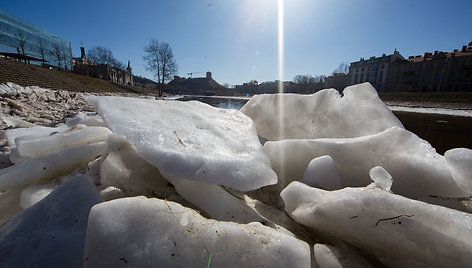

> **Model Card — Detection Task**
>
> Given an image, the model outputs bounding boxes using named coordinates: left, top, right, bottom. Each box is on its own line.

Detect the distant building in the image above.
left=167, top=72, right=230, bottom=95
left=235, top=80, right=297, bottom=95
left=348, top=50, right=404, bottom=91
left=0, top=9, right=72, bottom=70
left=324, top=73, right=349, bottom=92
left=386, top=44, right=472, bottom=92
left=133, top=75, right=158, bottom=89
left=73, top=47, right=133, bottom=85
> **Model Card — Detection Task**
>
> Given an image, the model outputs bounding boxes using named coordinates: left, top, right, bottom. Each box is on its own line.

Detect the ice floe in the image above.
left=264, top=127, right=467, bottom=198
left=86, top=95, right=277, bottom=191
left=300, top=155, right=342, bottom=190
left=0, top=82, right=471, bottom=267
left=241, top=83, right=403, bottom=140
left=0, top=175, right=102, bottom=268
left=281, top=181, right=472, bottom=267
left=83, top=196, right=311, bottom=268
left=445, top=148, right=472, bottom=194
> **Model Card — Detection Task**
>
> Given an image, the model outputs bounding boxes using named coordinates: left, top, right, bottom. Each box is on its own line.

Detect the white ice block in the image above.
left=0, top=141, right=107, bottom=192
left=15, top=126, right=111, bottom=158
left=0, top=175, right=102, bottom=268
left=86, top=95, right=277, bottom=191
left=83, top=196, right=311, bottom=268
left=300, top=155, right=342, bottom=190
left=445, top=148, right=472, bottom=195
left=281, top=181, right=472, bottom=267
left=241, top=83, right=403, bottom=140
left=265, top=127, right=466, bottom=198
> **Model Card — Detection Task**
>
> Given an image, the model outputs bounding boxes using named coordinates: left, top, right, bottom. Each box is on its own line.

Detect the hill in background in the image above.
left=0, top=58, right=159, bottom=95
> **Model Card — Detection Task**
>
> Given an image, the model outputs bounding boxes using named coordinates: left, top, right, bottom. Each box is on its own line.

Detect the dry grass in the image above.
left=0, top=58, right=159, bottom=95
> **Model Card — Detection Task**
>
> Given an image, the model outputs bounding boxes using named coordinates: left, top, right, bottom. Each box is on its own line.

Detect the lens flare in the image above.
left=277, top=0, right=285, bottom=177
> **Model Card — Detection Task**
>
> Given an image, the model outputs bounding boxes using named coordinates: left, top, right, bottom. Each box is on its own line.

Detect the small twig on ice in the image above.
left=173, top=130, right=186, bottom=147
left=375, top=214, right=414, bottom=226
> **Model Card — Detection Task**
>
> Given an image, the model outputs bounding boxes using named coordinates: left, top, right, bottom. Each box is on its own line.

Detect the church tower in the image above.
left=126, top=60, right=133, bottom=85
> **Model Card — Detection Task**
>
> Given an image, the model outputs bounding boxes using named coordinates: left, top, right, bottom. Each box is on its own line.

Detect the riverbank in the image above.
left=2, top=82, right=471, bottom=156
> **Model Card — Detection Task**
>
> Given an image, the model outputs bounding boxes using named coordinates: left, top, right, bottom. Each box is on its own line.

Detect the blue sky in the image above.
left=2, top=0, right=471, bottom=85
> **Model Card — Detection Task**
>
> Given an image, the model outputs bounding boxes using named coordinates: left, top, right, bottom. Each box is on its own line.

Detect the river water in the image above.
left=178, top=96, right=471, bottom=154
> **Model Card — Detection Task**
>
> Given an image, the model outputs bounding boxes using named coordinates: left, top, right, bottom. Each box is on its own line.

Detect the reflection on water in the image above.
left=393, top=111, right=472, bottom=155
left=178, top=96, right=471, bottom=154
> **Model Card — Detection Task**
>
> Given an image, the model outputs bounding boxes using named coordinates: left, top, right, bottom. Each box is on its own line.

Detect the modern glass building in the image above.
left=0, top=9, right=72, bottom=70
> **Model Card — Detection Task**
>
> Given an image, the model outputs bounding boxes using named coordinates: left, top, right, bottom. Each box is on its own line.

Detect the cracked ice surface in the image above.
left=85, top=96, right=277, bottom=191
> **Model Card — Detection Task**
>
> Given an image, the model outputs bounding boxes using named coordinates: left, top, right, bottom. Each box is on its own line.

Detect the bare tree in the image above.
left=293, top=74, right=325, bottom=93
left=87, top=46, right=125, bottom=69
left=294, top=74, right=315, bottom=85
left=333, top=62, right=350, bottom=75
left=14, top=31, right=29, bottom=63
left=143, top=39, right=178, bottom=96
left=38, top=40, right=47, bottom=66
left=50, top=44, right=63, bottom=69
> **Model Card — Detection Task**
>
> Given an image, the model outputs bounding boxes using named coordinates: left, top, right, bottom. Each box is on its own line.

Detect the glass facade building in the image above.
left=0, top=9, right=72, bottom=70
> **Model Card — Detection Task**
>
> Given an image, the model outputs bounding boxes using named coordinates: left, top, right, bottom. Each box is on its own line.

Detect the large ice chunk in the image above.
left=99, top=134, right=178, bottom=200
left=368, top=166, right=393, bottom=191
left=169, top=178, right=279, bottom=227
left=313, top=244, right=373, bottom=268
left=445, top=148, right=472, bottom=195
left=66, top=112, right=106, bottom=127
left=281, top=181, right=472, bottom=267
left=264, top=127, right=466, bottom=198
left=241, top=83, right=403, bottom=140
left=83, top=196, right=311, bottom=267
left=5, top=125, right=70, bottom=148
left=0, top=188, right=23, bottom=226
left=0, top=141, right=106, bottom=192
left=19, top=182, right=58, bottom=209
left=300, top=155, right=341, bottom=190
left=86, top=96, right=277, bottom=191
left=15, top=126, right=111, bottom=159
left=0, top=175, right=102, bottom=268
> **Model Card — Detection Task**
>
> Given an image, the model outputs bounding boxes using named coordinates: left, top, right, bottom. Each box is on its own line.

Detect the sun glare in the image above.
left=277, top=0, right=286, bottom=177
